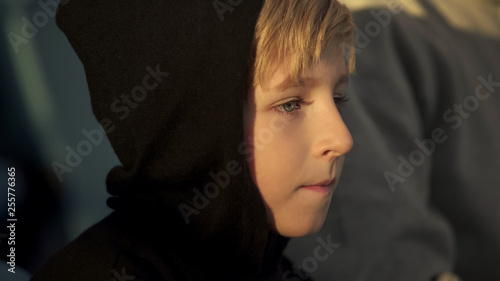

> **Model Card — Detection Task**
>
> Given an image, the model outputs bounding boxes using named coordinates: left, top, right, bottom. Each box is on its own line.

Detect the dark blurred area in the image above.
left=1, top=0, right=117, bottom=278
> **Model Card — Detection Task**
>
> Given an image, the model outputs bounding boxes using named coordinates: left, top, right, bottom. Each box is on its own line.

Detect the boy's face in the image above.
left=244, top=46, right=353, bottom=237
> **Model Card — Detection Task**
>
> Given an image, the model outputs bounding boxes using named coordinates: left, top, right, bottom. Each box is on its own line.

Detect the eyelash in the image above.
left=274, top=95, right=349, bottom=117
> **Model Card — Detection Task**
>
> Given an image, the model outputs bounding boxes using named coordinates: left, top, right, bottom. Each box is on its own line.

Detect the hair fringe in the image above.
left=251, top=0, right=355, bottom=90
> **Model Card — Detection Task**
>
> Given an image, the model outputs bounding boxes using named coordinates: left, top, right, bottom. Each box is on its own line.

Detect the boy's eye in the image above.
left=273, top=95, right=348, bottom=117
left=280, top=101, right=301, bottom=113
left=274, top=100, right=302, bottom=117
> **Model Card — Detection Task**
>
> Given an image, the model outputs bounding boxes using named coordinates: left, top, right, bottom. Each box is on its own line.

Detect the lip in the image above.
left=300, top=179, right=336, bottom=193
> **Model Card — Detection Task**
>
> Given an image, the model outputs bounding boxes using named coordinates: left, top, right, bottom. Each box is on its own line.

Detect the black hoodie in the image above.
left=32, top=0, right=310, bottom=280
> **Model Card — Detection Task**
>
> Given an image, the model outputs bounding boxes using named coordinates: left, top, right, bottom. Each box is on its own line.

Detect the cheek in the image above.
left=247, top=117, right=305, bottom=202
left=250, top=113, right=302, bottom=156
left=335, top=155, right=345, bottom=177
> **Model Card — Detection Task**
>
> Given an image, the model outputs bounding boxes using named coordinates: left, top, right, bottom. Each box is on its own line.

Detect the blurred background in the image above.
left=1, top=0, right=117, bottom=278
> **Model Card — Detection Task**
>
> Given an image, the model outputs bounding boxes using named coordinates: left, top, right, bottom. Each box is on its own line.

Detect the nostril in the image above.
left=322, top=149, right=339, bottom=160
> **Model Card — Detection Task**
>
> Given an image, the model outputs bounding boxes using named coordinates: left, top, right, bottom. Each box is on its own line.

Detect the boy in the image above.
left=32, top=0, right=354, bottom=280
left=244, top=0, right=355, bottom=238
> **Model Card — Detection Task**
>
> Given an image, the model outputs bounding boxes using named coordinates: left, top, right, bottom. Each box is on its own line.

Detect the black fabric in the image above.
left=32, top=0, right=310, bottom=280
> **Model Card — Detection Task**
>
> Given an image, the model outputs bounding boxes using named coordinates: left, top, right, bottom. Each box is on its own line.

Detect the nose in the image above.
left=311, top=98, right=353, bottom=161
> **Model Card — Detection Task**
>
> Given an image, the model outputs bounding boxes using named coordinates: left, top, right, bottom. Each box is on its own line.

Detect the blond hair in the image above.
left=250, top=0, right=355, bottom=89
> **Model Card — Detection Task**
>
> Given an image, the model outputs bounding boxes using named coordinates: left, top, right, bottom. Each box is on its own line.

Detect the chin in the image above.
left=272, top=215, right=328, bottom=238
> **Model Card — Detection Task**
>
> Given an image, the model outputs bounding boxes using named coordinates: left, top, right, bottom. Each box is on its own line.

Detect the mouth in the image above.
left=300, top=178, right=336, bottom=194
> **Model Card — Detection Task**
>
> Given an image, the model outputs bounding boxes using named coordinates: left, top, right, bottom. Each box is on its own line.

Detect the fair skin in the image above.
left=244, top=45, right=353, bottom=237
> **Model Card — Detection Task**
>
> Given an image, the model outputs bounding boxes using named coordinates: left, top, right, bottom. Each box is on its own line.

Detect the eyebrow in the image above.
left=271, top=73, right=349, bottom=93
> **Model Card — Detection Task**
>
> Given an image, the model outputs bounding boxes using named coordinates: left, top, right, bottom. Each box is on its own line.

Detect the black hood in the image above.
left=56, top=0, right=289, bottom=279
